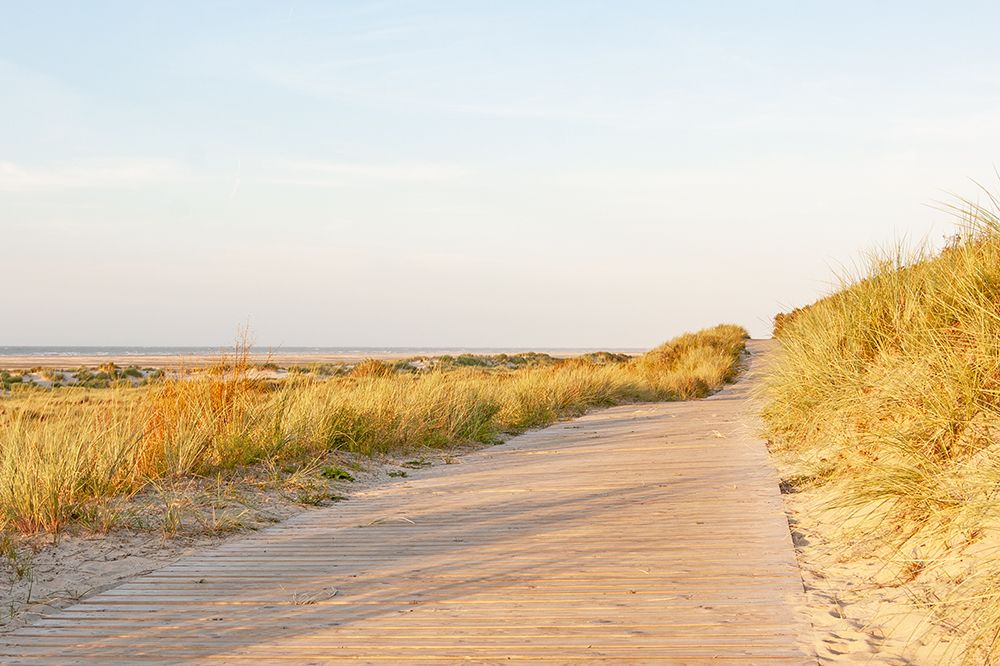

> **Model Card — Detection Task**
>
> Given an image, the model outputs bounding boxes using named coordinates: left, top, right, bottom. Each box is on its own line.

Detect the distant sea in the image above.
left=0, top=346, right=644, bottom=358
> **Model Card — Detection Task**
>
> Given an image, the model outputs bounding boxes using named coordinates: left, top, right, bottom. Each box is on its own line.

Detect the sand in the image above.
left=748, top=344, right=969, bottom=664
left=777, top=468, right=968, bottom=663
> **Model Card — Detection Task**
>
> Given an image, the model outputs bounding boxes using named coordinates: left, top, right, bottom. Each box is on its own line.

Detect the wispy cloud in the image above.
left=264, top=160, right=470, bottom=187
left=0, top=158, right=470, bottom=193
left=0, top=159, right=189, bottom=192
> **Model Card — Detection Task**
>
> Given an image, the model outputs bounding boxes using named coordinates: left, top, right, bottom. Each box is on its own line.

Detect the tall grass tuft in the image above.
left=0, top=325, right=747, bottom=534
left=762, top=196, right=1000, bottom=661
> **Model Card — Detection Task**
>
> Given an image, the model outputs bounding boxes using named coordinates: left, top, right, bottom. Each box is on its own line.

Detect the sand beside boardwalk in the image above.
left=744, top=345, right=973, bottom=665
left=777, top=468, right=969, bottom=664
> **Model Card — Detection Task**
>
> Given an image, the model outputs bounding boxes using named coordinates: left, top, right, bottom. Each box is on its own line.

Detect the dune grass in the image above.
left=0, top=324, right=747, bottom=535
left=762, top=197, right=1000, bottom=661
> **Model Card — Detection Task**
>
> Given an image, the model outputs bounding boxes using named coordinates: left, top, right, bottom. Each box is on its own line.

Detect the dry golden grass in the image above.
left=762, top=197, right=1000, bottom=661
left=0, top=325, right=747, bottom=535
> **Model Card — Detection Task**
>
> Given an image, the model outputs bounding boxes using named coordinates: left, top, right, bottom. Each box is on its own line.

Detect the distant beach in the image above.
left=0, top=346, right=646, bottom=369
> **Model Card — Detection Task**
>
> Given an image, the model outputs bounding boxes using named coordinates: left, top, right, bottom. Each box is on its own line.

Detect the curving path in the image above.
left=1, top=340, right=814, bottom=664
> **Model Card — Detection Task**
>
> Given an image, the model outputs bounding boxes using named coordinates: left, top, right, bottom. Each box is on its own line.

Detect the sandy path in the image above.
left=0, top=341, right=815, bottom=664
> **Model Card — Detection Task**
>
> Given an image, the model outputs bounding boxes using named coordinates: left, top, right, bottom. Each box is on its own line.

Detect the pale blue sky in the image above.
left=3, top=1, right=999, bottom=346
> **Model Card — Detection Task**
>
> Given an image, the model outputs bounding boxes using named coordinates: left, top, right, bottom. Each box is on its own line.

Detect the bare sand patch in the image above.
left=780, top=479, right=969, bottom=664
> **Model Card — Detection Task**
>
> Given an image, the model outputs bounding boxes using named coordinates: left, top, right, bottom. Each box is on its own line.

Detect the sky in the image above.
left=3, top=1, right=1000, bottom=347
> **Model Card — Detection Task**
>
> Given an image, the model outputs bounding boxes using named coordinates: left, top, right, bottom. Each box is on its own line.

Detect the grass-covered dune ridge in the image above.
left=0, top=324, right=747, bottom=534
left=762, top=199, right=1000, bottom=660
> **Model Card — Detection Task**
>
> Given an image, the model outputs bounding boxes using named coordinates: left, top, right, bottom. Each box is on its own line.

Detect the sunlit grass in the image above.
left=0, top=324, right=747, bottom=535
left=762, top=195, right=1000, bottom=662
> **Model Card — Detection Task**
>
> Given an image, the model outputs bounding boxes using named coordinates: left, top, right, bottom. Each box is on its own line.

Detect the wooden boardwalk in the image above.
left=1, top=341, right=814, bottom=664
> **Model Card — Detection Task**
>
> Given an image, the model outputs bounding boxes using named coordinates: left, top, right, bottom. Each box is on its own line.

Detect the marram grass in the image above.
left=762, top=198, right=1000, bottom=662
left=0, top=324, right=747, bottom=534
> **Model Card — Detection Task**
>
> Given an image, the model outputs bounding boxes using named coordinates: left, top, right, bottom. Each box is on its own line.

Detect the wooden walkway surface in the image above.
left=1, top=340, right=814, bottom=664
